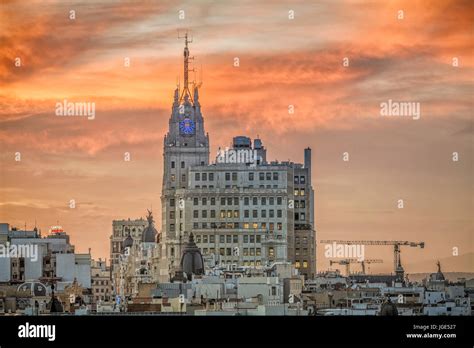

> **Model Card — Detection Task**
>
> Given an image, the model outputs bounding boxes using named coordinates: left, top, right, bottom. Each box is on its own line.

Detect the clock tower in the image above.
left=161, top=33, right=209, bottom=279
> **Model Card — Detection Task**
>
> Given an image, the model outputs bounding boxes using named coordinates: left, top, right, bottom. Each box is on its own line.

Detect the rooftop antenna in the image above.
left=178, top=29, right=195, bottom=103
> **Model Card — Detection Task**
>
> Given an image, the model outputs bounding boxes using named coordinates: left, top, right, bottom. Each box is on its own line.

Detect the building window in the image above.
left=295, top=213, right=299, bottom=221
left=227, top=197, right=233, bottom=205
left=300, top=201, right=306, bottom=208
left=277, top=223, right=282, bottom=230
left=243, top=223, right=249, bottom=229
left=170, top=224, right=175, bottom=232
left=220, top=235, right=225, bottom=243
left=226, top=248, right=231, bottom=256
left=300, top=213, right=305, bottom=220
left=252, top=222, right=258, bottom=229
left=233, top=210, right=239, bottom=218
left=244, top=197, right=249, bottom=206
left=277, top=197, right=282, bottom=205
left=193, top=222, right=198, bottom=229
left=277, top=210, right=282, bottom=218
left=209, top=173, right=214, bottom=181
left=269, top=210, right=274, bottom=218
left=300, top=189, right=305, bottom=196
left=171, top=161, right=175, bottom=169
left=252, top=210, right=258, bottom=218
left=261, top=197, right=266, bottom=205
left=202, top=197, right=207, bottom=205
left=295, top=261, right=300, bottom=268
left=171, top=174, right=175, bottom=182
left=195, top=173, right=200, bottom=181
left=202, top=173, right=207, bottom=181
left=300, top=176, right=305, bottom=184
left=194, top=197, right=199, bottom=205
left=233, top=235, right=238, bottom=243
left=244, top=210, right=249, bottom=218
left=303, top=260, right=308, bottom=268
left=271, top=287, right=276, bottom=296
left=294, top=176, right=299, bottom=184
left=253, top=197, right=258, bottom=205
left=210, top=210, right=216, bottom=218
left=261, top=210, right=266, bottom=218
left=243, top=235, right=249, bottom=243
left=225, top=172, right=230, bottom=181
left=269, top=247, right=274, bottom=257
left=181, top=161, right=185, bottom=169
left=232, top=172, right=237, bottom=181
left=249, top=172, right=254, bottom=181
left=170, top=211, right=175, bottom=219
left=170, top=198, right=175, bottom=206
left=203, top=235, right=208, bottom=243
left=259, top=172, right=264, bottom=180
left=294, top=189, right=299, bottom=196
left=273, top=172, right=278, bottom=181
left=202, top=210, right=207, bottom=218
left=269, top=197, right=274, bottom=205
left=181, top=174, right=186, bottom=182
left=221, top=197, right=226, bottom=205
left=211, top=197, right=216, bottom=205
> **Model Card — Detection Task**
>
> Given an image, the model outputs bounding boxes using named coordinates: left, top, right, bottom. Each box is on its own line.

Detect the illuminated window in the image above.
left=252, top=222, right=258, bottom=229
left=303, top=260, right=308, bottom=268
left=243, top=223, right=249, bottom=229
left=295, top=261, right=300, bottom=268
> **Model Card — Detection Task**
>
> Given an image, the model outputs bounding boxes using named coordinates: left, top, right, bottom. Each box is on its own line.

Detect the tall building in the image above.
left=160, top=35, right=316, bottom=280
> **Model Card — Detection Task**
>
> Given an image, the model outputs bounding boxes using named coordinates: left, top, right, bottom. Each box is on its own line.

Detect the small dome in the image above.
left=180, top=232, right=204, bottom=280
left=430, top=261, right=445, bottom=281
left=142, top=209, right=157, bottom=243
left=380, top=298, right=398, bottom=316
left=17, top=281, right=47, bottom=296
left=123, top=233, right=133, bottom=250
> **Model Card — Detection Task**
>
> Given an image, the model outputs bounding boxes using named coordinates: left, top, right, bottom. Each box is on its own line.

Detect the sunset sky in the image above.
left=0, top=0, right=472, bottom=274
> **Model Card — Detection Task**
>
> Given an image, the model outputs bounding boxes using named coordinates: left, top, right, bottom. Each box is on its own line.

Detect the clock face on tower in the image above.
left=179, top=118, right=195, bottom=135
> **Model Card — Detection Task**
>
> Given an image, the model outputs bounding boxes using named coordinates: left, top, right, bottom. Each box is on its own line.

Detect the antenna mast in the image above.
left=178, top=30, right=194, bottom=103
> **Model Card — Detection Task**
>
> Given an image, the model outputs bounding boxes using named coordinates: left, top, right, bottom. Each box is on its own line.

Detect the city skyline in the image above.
left=0, top=0, right=473, bottom=274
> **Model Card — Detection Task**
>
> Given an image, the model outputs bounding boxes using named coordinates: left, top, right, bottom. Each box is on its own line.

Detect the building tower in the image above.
left=161, top=33, right=210, bottom=280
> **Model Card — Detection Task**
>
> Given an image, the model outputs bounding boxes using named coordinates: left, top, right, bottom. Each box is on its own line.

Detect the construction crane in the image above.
left=321, top=240, right=425, bottom=275
left=329, top=258, right=383, bottom=275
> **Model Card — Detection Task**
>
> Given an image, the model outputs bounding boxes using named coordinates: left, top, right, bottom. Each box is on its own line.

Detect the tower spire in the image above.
left=179, top=31, right=194, bottom=103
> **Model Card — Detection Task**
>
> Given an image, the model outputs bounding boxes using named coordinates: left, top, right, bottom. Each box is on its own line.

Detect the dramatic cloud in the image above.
left=0, top=0, right=472, bottom=271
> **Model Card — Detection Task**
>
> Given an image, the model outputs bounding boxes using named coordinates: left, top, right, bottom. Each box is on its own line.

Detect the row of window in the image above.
left=188, top=196, right=285, bottom=206
left=295, top=248, right=309, bottom=256
left=194, top=172, right=281, bottom=182
left=294, top=176, right=306, bottom=184
left=196, top=234, right=264, bottom=244
left=294, top=189, right=306, bottom=196
left=200, top=247, right=262, bottom=256
left=191, top=209, right=284, bottom=219
left=187, top=222, right=284, bottom=231
left=295, top=260, right=309, bottom=269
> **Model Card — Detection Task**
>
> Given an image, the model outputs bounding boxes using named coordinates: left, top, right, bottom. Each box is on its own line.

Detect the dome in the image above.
left=17, top=281, right=47, bottom=296
left=180, top=232, right=204, bottom=280
left=142, top=209, right=157, bottom=243
left=123, top=233, right=133, bottom=250
left=379, top=298, right=398, bottom=316
left=430, top=261, right=445, bottom=281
